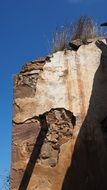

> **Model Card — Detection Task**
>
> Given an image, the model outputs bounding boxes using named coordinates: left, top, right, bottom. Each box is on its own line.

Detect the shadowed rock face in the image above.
left=11, top=40, right=107, bottom=190
left=11, top=108, right=75, bottom=190
left=62, top=40, right=107, bottom=190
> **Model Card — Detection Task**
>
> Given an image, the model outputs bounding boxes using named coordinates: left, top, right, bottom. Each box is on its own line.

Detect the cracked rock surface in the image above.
left=11, top=41, right=105, bottom=190
left=11, top=108, right=75, bottom=190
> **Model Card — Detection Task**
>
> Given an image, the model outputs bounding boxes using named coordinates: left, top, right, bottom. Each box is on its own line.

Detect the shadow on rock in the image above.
left=18, top=114, right=48, bottom=190
left=62, top=40, right=107, bottom=190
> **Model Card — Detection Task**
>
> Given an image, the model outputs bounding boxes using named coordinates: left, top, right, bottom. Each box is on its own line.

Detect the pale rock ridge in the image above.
left=13, top=42, right=101, bottom=125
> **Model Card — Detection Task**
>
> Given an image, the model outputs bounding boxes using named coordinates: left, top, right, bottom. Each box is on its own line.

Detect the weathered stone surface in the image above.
left=38, top=108, right=75, bottom=168
left=11, top=120, right=41, bottom=172
left=21, top=62, right=45, bottom=73
left=11, top=40, right=107, bottom=190
left=71, top=37, right=103, bottom=46
left=14, top=85, right=35, bottom=99
left=13, top=41, right=102, bottom=125
left=11, top=108, right=75, bottom=190
left=61, top=40, right=107, bottom=190
left=11, top=169, right=24, bottom=190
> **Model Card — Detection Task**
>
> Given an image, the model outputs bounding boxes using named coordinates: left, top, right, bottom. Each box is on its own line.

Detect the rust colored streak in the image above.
left=64, top=58, right=72, bottom=111
left=76, top=57, right=86, bottom=119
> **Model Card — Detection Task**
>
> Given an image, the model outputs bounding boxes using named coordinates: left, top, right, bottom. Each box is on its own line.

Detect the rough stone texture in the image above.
left=61, top=40, right=107, bottom=190
left=11, top=108, right=75, bottom=190
left=13, top=41, right=101, bottom=125
left=11, top=40, right=107, bottom=190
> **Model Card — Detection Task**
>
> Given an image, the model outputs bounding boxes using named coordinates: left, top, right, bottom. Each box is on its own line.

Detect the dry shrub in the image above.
left=51, top=16, right=104, bottom=53
left=72, top=16, right=102, bottom=43
left=51, top=24, right=72, bottom=53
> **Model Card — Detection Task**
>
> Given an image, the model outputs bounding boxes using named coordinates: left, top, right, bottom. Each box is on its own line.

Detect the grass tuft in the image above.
left=51, top=16, right=105, bottom=53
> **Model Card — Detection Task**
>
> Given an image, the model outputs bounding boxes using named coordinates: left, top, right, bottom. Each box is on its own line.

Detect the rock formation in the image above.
left=11, top=39, right=107, bottom=190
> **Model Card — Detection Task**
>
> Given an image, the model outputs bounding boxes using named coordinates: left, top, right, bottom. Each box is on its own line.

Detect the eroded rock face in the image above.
left=38, top=109, right=75, bottom=168
left=11, top=108, right=75, bottom=190
left=13, top=42, right=101, bottom=125
left=11, top=40, right=107, bottom=190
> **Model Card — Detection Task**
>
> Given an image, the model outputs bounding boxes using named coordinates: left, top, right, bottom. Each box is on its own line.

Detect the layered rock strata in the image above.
left=11, top=40, right=107, bottom=190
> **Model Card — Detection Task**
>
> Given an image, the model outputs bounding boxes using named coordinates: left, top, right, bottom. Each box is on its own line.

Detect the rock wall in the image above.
left=11, top=40, right=107, bottom=190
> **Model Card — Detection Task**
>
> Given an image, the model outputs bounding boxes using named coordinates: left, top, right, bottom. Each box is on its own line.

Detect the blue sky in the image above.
left=0, top=0, right=107, bottom=188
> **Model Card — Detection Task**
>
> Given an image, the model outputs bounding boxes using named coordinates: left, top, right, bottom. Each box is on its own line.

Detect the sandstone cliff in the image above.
left=11, top=39, right=107, bottom=190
